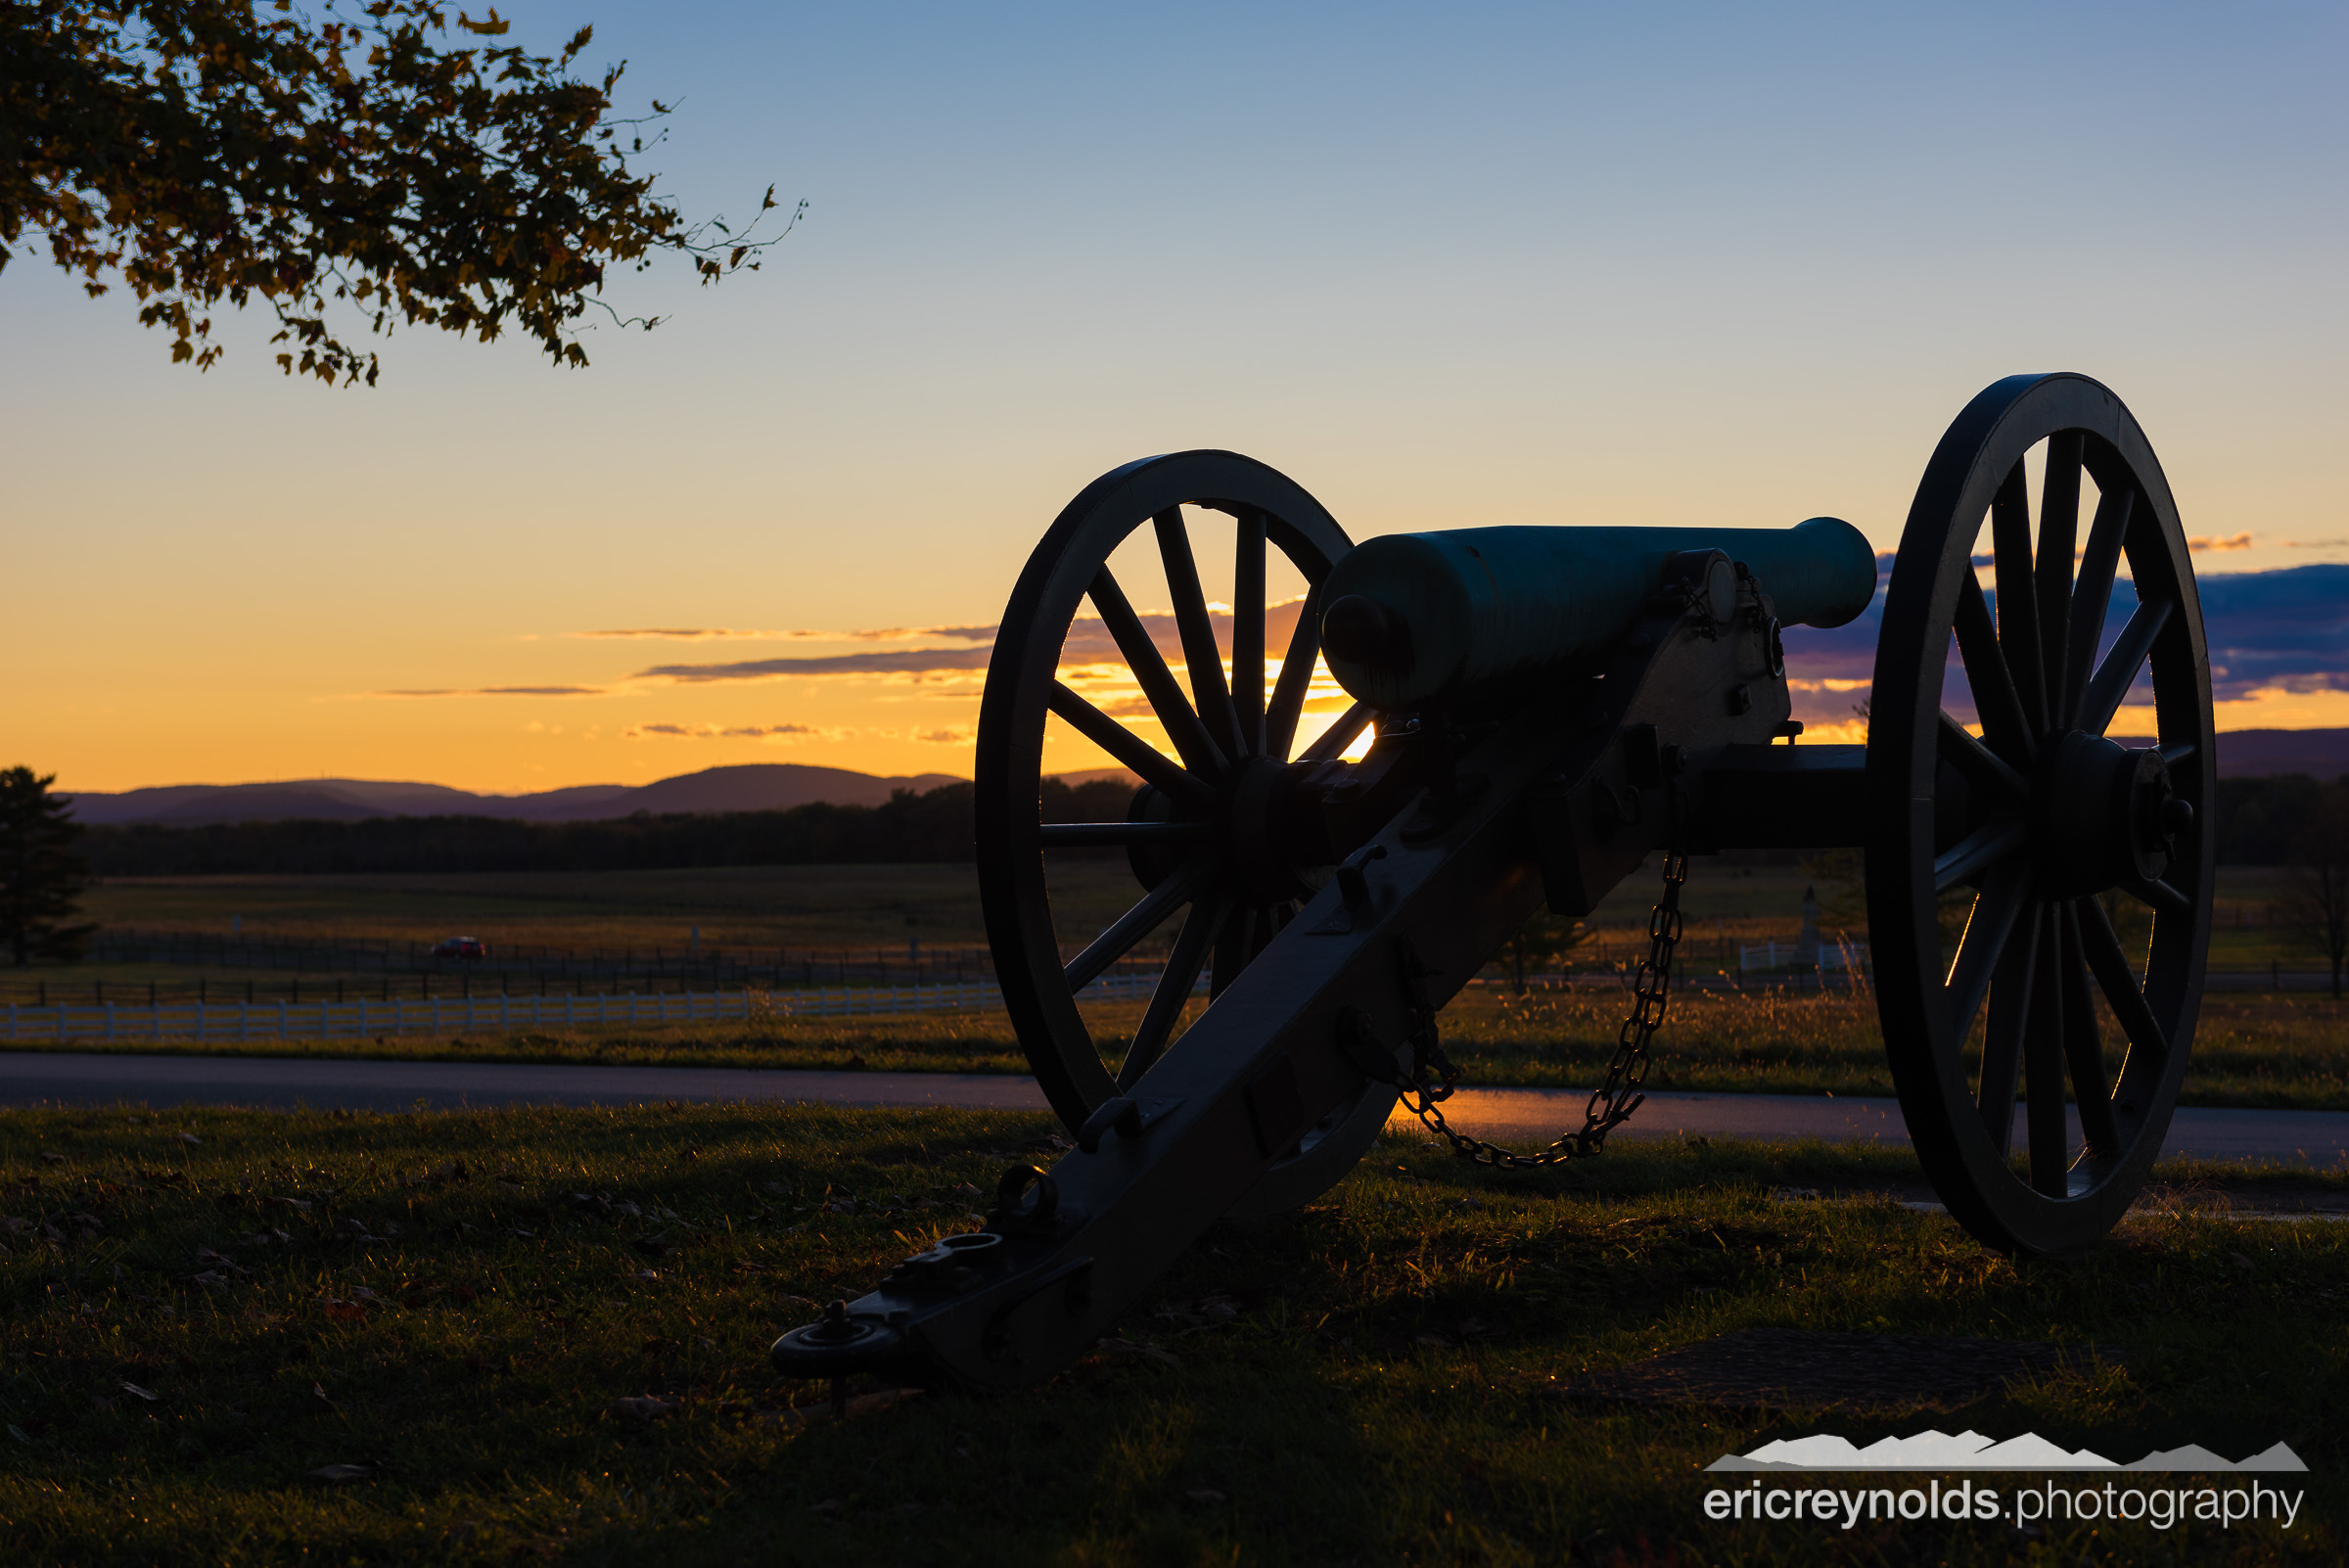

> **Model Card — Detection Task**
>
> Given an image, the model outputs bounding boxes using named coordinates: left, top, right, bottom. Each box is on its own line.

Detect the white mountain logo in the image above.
left=1705, top=1430, right=2308, bottom=1473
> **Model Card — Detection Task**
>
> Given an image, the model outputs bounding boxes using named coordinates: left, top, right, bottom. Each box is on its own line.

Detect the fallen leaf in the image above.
left=307, top=1463, right=371, bottom=1483
left=321, top=1299, right=367, bottom=1323
left=187, top=1271, right=231, bottom=1294
left=119, top=1381, right=159, bottom=1403
left=179, top=1132, right=202, bottom=1146
left=38, top=1152, right=65, bottom=1165
left=2230, top=1252, right=2256, bottom=1270
left=1185, top=1489, right=1227, bottom=1505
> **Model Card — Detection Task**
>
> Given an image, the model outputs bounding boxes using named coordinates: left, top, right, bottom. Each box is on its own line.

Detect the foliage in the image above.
left=0, top=0, right=797, bottom=384
left=0, top=1105, right=2340, bottom=1564
left=2283, top=780, right=2349, bottom=999
left=77, top=779, right=1136, bottom=876
left=1495, top=909, right=1589, bottom=991
left=0, top=765, right=96, bottom=964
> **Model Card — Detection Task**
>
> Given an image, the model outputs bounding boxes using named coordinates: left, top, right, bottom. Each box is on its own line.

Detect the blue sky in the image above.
left=5, top=2, right=2343, bottom=788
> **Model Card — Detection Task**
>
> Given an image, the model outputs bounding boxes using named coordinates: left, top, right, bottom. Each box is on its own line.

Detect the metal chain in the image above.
left=1384, top=849, right=1688, bottom=1168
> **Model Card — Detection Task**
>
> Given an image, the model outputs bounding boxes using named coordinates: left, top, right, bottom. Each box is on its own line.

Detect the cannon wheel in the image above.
left=1867, top=374, right=2216, bottom=1256
left=974, top=451, right=1393, bottom=1213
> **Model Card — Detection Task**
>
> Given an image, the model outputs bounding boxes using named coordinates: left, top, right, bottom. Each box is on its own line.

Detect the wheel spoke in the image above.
left=1117, top=890, right=1223, bottom=1089
left=1266, top=584, right=1322, bottom=761
left=1937, top=710, right=2030, bottom=804
left=1955, top=571, right=2037, bottom=765
left=2064, top=485, right=2134, bottom=725
left=2035, top=433, right=2085, bottom=715
left=2123, top=873, right=2192, bottom=916
left=1088, top=567, right=1228, bottom=778
left=1064, top=858, right=1213, bottom=992
left=1248, top=903, right=1278, bottom=959
left=1992, top=460, right=2048, bottom=731
left=1154, top=510, right=1248, bottom=761
left=2076, top=895, right=2170, bottom=1086
left=1934, top=817, right=2030, bottom=893
left=1976, top=899, right=2042, bottom=1151
left=1945, top=856, right=2033, bottom=1041
left=2023, top=911, right=2071, bottom=1197
left=1038, top=821, right=1213, bottom=848
left=1208, top=900, right=1251, bottom=999
left=2079, top=596, right=2173, bottom=738
left=1048, top=682, right=1215, bottom=807
left=2057, top=902, right=2122, bottom=1159
left=1300, top=699, right=1376, bottom=763
left=1232, top=510, right=1267, bottom=758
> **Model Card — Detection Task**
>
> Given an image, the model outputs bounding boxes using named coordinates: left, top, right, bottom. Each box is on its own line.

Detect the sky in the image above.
left=5, top=2, right=2345, bottom=795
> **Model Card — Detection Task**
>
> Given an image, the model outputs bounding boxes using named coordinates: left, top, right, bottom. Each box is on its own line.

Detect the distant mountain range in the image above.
left=58, top=729, right=2348, bottom=829
left=65, top=764, right=971, bottom=828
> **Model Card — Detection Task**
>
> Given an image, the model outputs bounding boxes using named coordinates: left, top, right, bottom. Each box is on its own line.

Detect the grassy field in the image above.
left=0, top=1104, right=2338, bottom=1565
left=11, top=987, right=2347, bottom=1112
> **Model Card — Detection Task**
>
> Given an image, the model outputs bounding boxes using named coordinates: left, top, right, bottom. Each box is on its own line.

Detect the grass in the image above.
left=67, top=860, right=2328, bottom=973
left=11, top=987, right=2349, bottom=1112
left=0, top=1104, right=2341, bottom=1564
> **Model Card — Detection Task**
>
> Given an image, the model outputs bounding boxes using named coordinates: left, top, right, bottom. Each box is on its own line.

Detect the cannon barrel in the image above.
left=1318, top=518, right=1877, bottom=712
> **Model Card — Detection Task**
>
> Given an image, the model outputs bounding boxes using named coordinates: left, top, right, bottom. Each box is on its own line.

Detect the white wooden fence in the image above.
left=1737, top=940, right=1869, bottom=974
left=1, top=969, right=1185, bottom=1044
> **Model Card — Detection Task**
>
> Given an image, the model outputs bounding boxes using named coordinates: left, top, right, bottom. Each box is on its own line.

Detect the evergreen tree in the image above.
left=0, top=767, right=97, bottom=964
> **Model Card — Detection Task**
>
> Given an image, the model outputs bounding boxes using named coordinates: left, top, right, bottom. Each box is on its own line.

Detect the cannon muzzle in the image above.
left=1319, top=517, right=1877, bottom=711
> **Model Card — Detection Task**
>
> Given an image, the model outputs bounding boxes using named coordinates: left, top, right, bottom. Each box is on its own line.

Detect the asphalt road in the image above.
left=3, top=1051, right=2345, bottom=1169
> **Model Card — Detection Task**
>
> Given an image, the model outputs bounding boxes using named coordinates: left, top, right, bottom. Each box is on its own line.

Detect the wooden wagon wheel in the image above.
left=1866, top=373, right=2215, bottom=1256
left=974, top=451, right=1393, bottom=1213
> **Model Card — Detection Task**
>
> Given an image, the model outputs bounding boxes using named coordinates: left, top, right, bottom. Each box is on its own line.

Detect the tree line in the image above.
left=77, top=780, right=1135, bottom=878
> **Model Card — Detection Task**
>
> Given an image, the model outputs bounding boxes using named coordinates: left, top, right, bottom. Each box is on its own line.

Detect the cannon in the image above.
left=774, top=372, right=2213, bottom=1390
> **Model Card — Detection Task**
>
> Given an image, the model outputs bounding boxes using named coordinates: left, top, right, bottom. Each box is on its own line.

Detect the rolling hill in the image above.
left=65, top=765, right=967, bottom=827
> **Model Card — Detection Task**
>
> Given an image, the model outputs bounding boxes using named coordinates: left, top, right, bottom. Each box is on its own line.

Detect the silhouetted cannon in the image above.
left=774, top=373, right=2214, bottom=1391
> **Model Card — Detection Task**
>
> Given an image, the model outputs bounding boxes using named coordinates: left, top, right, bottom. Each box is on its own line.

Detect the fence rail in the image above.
left=0, top=970, right=1191, bottom=1045
left=1737, top=940, right=1870, bottom=974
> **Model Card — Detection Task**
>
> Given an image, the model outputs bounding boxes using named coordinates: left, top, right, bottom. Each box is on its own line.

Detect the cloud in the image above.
left=577, top=623, right=996, bottom=643
left=631, top=596, right=1314, bottom=685
left=1777, top=562, right=2349, bottom=725
left=2284, top=538, right=2349, bottom=549
left=2188, top=532, right=2254, bottom=552
left=360, top=685, right=608, bottom=698
left=634, top=647, right=998, bottom=681
left=623, top=722, right=841, bottom=740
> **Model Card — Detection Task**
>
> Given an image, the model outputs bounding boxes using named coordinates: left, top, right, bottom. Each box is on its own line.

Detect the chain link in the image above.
left=1377, top=849, right=1688, bottom=1168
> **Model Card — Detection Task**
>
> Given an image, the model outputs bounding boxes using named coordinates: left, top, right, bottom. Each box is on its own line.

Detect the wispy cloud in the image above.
left=623, top=722, right=841, bottom=740
left=2188, top=532, right=2255, bottom=552
left=358, top=685, right=609, bottom=699
left=634, top=647, right=998, bottom=681
left=576, top=624, right=996, bottom=643
left=2284, top=537, right=2349, bottom=549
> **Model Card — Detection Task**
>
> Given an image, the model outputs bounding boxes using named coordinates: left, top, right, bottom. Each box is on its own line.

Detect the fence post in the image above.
left=279, top=999, right=288, bottom=1039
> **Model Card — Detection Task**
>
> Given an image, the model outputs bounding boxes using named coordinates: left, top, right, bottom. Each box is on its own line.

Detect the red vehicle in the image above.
left=432, top=936, right=488, bottom=960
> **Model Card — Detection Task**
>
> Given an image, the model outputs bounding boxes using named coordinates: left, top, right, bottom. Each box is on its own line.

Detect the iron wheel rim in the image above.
left=1866, top=373, right=2215, bottom=1257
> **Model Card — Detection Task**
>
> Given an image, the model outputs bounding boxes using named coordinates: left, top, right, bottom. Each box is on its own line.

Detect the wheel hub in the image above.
left=1125, top=758, right=1332, bottom=905
left=2031, top=729, right=2184, bottom=898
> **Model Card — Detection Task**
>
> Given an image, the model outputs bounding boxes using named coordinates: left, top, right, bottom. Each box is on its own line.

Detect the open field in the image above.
left=9, top=989, right=2348, bottom=1112
left=55, top=860, right=2331, bottom=979
left=0, top=1105, right=2339, bottom=1565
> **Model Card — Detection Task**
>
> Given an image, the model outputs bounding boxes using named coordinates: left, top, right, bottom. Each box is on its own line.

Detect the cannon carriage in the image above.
left=776, top=372, right=2214, bottom=1390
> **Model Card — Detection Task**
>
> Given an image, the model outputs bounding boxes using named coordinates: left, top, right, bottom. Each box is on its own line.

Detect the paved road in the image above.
left=4, top=1050, right=2346, bottom=1169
